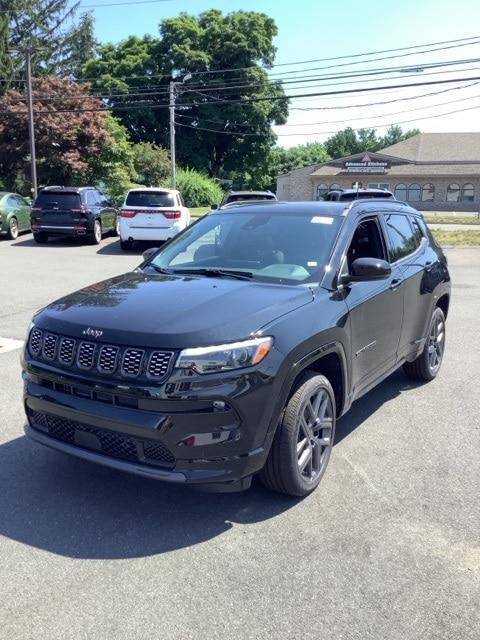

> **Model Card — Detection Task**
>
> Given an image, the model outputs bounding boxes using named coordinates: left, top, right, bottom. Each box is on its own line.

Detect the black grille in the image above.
left=43, top=333, right=58, bottom=360
left=59, top=338, right=75, bottom=364
left=148, top=351, right=172, bottom=378
left=98, top=345, right=119, bottom=372
left=29, top=329, right=43, bottom=355
left=77, top=342, right=95, bottom=369
left=29, top=411, right=175, bottom=467
left=27, top=329, right=174, bottom=382
left=122, top=349, right=144, bottom=376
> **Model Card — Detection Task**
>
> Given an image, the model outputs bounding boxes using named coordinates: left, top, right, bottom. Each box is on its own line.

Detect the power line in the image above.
left=174, top=102, right=480, bottom=137
left=3, top=75, right=480, bottom=114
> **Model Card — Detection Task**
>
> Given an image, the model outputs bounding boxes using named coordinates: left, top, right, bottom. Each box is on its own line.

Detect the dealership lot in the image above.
left=0, top=235, right=479, bottom=640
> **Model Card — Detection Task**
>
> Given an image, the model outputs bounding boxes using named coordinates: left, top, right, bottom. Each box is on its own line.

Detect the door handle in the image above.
left=389, top=278, right=403, bottom=291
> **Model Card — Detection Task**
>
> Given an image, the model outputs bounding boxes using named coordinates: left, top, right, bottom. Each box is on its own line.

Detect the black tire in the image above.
left=111, top=215, right=120, bottom=237
left=260, top=373, right=336, bottom=497
left=403, top=307, right=446, bottom=381
left=120, top=238, right=134, bottom=251
left=33, top=232, right=49, bottom=244
left=88, top=219, right=102, bottom=245
left=7, top=217, right=18, bottom=240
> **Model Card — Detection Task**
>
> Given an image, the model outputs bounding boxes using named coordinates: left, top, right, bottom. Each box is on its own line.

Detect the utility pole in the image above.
left=169, top=73, right=191, bottom=191
left=169, top=80, right=176, bottom=190
left=25, top=48, right=37, bottom=200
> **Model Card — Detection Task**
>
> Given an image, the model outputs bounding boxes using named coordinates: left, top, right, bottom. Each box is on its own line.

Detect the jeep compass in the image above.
left=22, top=201, right=450, bottom=496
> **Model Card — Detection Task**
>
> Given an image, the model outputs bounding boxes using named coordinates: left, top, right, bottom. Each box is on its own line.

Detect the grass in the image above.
left=190, top=206, right=211, bottom=218
left=431, top=229, right=480, bottom=246
left=424, top=214, right=480, bottom=225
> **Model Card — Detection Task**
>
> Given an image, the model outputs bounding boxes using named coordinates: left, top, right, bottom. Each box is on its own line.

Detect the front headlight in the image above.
left=175, top=336, right=273, bottom=374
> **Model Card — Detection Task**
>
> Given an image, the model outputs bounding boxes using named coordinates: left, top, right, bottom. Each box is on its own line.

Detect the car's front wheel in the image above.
left=403, top=307, right=446, bottom=381
left=261, top=373, right=336, bottom=497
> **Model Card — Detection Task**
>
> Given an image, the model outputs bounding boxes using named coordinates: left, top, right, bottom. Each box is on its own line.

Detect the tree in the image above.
left=132, top=142, right=170, bottom=186
left=0, top=1, right=95, bottom=85
left=83, top=10, right=288, bottom=178
left=324, top=125, right=419, bottom=158
left=380, top=125, right=420, bottom=148
left=0, top=75, right=111, bottom=192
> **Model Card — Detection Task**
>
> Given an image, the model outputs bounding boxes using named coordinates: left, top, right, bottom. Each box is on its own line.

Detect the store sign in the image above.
left=343, top=153, right=390, bottom=173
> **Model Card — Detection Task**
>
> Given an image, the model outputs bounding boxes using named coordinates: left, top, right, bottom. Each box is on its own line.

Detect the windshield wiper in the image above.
left=171, top=268, right=254, bottom=281
left=144, top=263, right=173, bottom=275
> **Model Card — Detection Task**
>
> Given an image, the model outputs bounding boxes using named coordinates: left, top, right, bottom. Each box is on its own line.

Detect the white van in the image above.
left=119, top=188, right=190, bottom=250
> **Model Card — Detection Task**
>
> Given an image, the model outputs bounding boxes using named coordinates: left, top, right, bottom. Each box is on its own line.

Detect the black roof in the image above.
left=212, top=199, right=417, bottom=217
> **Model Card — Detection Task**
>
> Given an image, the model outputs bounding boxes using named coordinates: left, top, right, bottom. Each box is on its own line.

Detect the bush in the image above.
left=166, top=168, right=223, bottom=208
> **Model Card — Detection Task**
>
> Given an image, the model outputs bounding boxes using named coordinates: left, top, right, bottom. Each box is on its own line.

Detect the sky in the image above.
left=80, top=0, right=480, bottom=147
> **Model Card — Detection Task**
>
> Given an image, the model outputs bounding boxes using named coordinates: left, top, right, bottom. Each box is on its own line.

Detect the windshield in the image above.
left=126, top=191, right=176, bottom=207
left=34, top=192, right=81, bottom=209
left=148, top=210, right=343, bottom=284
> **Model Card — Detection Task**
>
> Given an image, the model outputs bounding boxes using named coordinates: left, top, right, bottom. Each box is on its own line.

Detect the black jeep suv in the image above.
left=22, top=200, right=450, bottom=496
left=31, top=186, right=118, bottom=244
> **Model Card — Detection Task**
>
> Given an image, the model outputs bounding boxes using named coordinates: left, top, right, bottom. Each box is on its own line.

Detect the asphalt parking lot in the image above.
left=0, top=235, right=479, bottom=640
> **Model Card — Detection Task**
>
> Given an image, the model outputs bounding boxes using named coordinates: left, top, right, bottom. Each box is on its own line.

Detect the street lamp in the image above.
left=169, top=72, right=192, bottom=190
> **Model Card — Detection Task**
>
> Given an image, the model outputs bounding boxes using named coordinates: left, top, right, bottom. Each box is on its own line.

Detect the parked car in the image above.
left=0, top=192, right=31, bottom=239
left=323, top=187, right=395, bottom=201
left=22, top=199, right=450, bottom=496
left=214, top=190, right=277, bottom=208
left=119, top=188, right=190, bottom=250
left=31, top=186, right=118, bottom=245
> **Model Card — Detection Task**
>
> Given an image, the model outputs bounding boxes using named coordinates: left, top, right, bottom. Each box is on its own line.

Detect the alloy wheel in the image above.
left=9, top=218, right=18, bottom=239
left=428, top=313, right=444, bottom=374
left=94, top=221, right=101, bottom=243
left=297, top=388, right=334, bottom=483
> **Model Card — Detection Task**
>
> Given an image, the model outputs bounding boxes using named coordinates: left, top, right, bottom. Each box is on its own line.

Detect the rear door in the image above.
left=32, top=191, right=82, bottom=229
left=125, top=190, right=181, bottom=230
left=13, top=195, right=31, bottom=230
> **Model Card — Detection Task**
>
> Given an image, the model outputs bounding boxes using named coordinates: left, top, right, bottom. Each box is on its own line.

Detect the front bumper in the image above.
left=22, top=354, right=283, bottom=489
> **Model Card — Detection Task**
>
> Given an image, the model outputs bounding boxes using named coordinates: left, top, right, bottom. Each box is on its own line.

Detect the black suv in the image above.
left=22, top=200, right=450, bottom=496
left=31, top=186, right=118, bottom=244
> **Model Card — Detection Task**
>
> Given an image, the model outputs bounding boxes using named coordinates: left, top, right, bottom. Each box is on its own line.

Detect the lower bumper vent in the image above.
left=29, top=411, right=175, bottom=468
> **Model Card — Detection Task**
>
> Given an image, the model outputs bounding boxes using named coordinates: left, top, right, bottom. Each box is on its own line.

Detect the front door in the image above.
left=342, top=216, right=405, bottom=397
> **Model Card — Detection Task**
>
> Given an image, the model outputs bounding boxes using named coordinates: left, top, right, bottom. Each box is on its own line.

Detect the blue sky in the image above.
left=82, top=0, right=480, bottom=146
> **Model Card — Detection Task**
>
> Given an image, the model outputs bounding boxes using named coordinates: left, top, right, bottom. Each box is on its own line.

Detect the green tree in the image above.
left=0, top=0, right=95, bottom=85
left=132, top=142, right=170, bottom=186
left=83, top=10, right=288, bottom=178
left=380, top=124, right=420, bottom=148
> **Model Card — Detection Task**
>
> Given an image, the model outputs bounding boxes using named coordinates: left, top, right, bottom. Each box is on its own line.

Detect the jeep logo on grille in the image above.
left=82, top=327, right=103, bottom=339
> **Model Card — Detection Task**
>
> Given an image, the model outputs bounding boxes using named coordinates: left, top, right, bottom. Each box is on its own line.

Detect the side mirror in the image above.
left=342, top=257, right=391, bottom=284
left=211, top=203, right=218, bottom=210
left=142, top=247, right=160, bottom=262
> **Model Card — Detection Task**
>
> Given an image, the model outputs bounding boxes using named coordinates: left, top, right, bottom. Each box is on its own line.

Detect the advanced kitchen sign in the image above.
left=344, top=154, right=390, bottom=173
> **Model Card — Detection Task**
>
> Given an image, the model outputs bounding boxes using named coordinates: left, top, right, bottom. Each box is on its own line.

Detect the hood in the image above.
left=35, top=271, right=314, bottom=349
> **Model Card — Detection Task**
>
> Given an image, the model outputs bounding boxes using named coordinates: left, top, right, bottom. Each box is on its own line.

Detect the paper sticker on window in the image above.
left=311, top=216, right=333, bottom=224
left=307, top=261, right=318, bottom=267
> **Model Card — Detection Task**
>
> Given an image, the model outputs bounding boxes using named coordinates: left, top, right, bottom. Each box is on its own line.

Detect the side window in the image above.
left=85, top=191, right=97, bottom=207
left=7, top=195, right=17, bottom=208
left=346, top=218, right=386, bottom=273
left=384, top=214, right=417, bottom=262
left=410, top=216, right=424, bottom=249
left=177, top=193, right=185, bottom=207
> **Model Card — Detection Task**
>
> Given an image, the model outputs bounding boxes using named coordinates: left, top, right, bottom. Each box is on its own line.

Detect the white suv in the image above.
left=119, top=188, right=190, bottom=250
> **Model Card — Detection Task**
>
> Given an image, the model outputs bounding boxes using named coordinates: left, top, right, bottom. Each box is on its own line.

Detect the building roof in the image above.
left=310, top=163, right=480, bottom=178
left=379, top=132, right=480, bottom=162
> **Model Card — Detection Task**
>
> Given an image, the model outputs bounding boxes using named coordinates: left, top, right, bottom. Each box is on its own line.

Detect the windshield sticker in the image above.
left=307, top=261, right=318, bottom=267
left=311, top=216, right=334, bottom=224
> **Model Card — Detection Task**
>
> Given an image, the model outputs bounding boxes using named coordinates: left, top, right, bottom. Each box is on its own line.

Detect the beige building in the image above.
left=276, top=132, right=480, bottom=211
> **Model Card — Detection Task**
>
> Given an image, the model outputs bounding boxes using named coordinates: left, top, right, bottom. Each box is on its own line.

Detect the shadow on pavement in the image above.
left=0, top=369, right=421, bottom=560
left=96, top=240, right=163, bottom=256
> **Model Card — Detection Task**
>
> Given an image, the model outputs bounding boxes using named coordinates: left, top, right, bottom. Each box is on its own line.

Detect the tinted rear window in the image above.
left=125, top=191, right=176, bottom=207
left=227, top=194, right=275, bottom=203
left=34, top=192, right=81, bottom=209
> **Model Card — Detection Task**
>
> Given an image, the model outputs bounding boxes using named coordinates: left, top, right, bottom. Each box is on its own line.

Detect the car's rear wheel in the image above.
left=120, top=238, right=134, bottom=250
left=7, top=217, right=18, bottom=240
left=89, top=219, right=102, bottom=245
left=403, top=307, right=446, bottom=381
left=261, top=373, right=336, bottom=497
left=33, top=232, right=48, bottom=244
